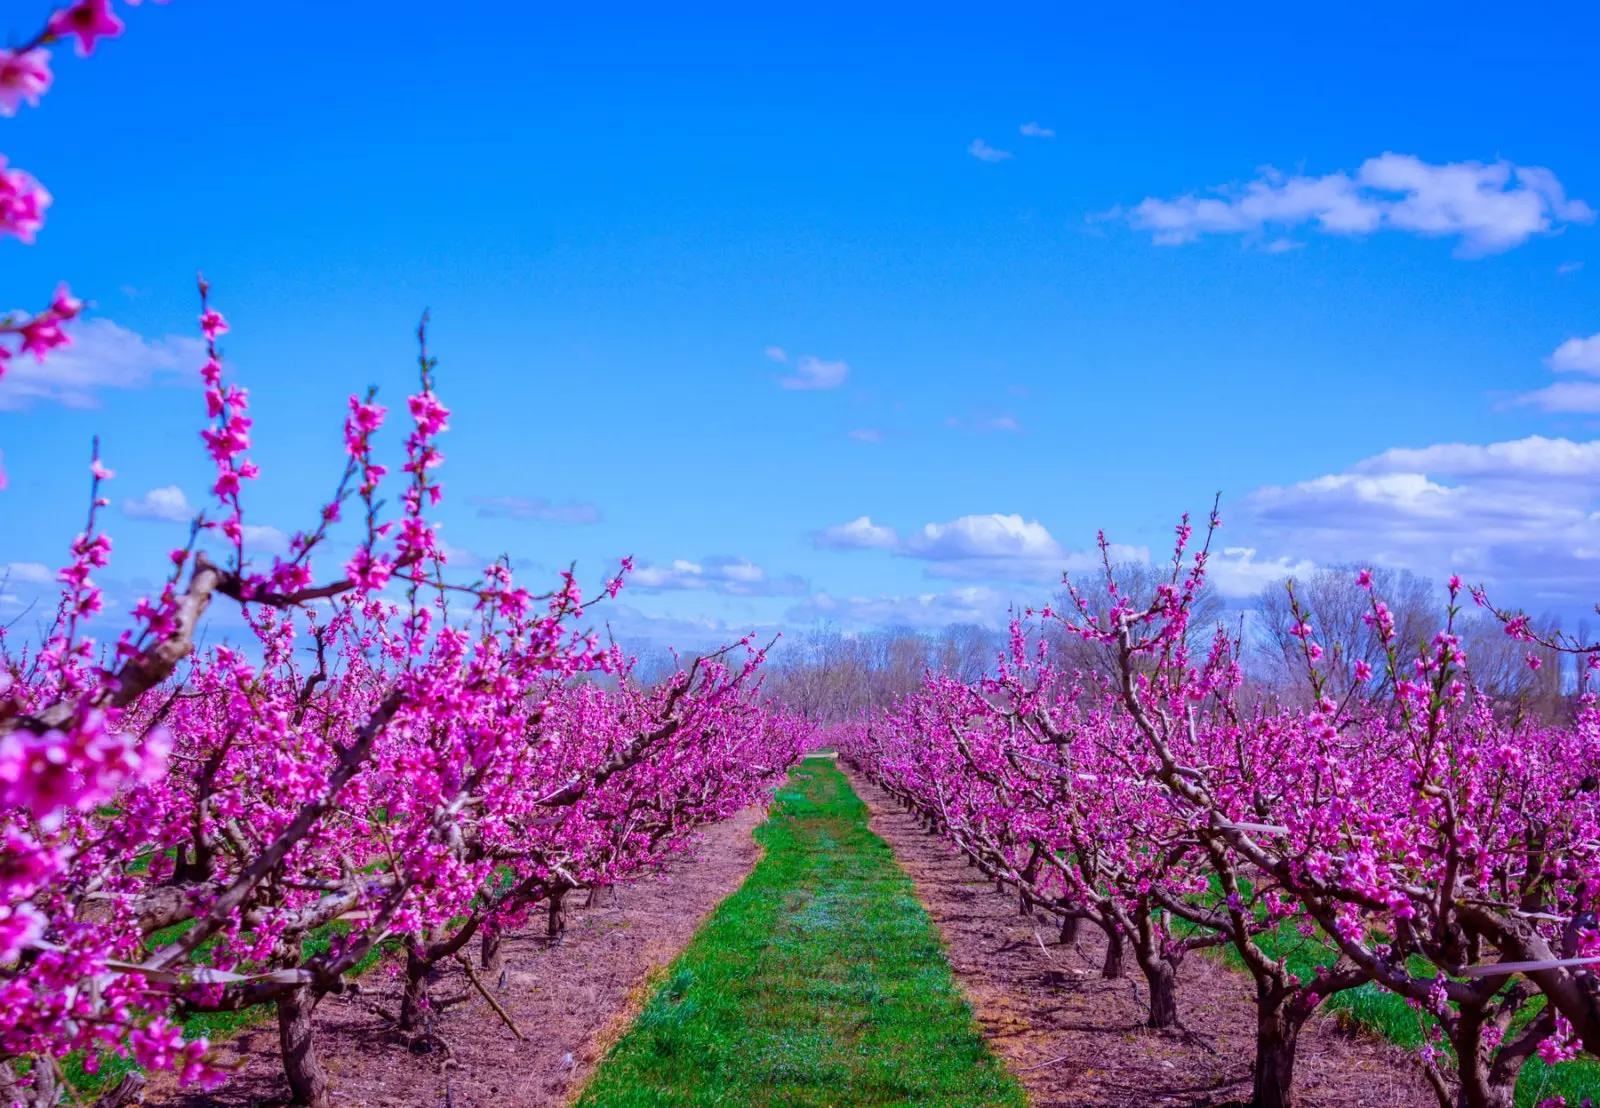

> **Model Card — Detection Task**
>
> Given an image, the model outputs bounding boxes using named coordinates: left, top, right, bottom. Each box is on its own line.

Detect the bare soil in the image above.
left=153, top=804, right=767, bottom=1108
left=846, top=770, right=1439, bottom=1108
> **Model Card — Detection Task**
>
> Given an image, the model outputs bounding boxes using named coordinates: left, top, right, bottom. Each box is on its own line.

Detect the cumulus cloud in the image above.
left=778, top=355, right=849, bottom=391
left=815, top=516, right=899, bottom=550
left=122, top=486, right=192, bottom=523
left=817, top=512, right=1145, bottom=584
left=1244, top=434, right=1600, bottom=605
left=1019, top=122, right=1055, bottom=138
left=470, top=496, right=602, bottom=525
left=1207, top=547, right=1317, bottom=599
left=0, top=318, right=204, bottom=411
left=1117, top=154, right=1593, bottom=256
left=1549, top=334, right=1600, bottom=375
left=968, top=139, right=1013, bottom=163
left=629, top=556, right=806, bottom=597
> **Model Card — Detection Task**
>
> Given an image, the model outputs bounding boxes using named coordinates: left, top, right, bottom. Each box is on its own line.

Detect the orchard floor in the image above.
left=154, top=761, right=1447, bottom=1108
left=845, top=768, right=1439, bottom=1108
left=154, top=803, right=768, bottom=1108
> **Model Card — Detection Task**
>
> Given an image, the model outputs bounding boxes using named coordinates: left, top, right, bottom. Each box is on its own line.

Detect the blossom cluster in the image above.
left=839, top=510, right=1600, bottom=1108
left=0, top=293, right=808, bottom=1106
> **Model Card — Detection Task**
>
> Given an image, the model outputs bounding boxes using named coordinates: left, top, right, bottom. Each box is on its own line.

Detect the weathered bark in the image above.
left=398, top=942, right=430, bottom=1031
left=91, top=1072, right=147, bottom=1108
left=277, top=984, right=330, bottom=1108
left=1137, top=955, right=1180, bottom=1029
left=1059, top=914, right=1081, bottom=944
left=1251, top=997, right=1311, bottom=1108
left=547, top=887, right=568, bottom=942
left=1101, top=924, right=1125, bottom=979
left=480, top=927, right=503, bottom=972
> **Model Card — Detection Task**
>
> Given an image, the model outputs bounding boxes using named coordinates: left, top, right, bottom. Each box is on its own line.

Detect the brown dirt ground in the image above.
left=846, top=769, right=1440, bottom=1108
left=151, top=803, right=767, bottom=1108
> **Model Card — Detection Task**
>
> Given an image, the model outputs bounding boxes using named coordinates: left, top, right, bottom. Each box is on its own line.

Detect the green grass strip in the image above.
left=577, top=757, right=1028, bottom=1108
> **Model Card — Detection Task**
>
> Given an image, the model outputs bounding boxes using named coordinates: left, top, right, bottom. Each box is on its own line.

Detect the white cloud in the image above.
left=819, top=511, right=1145, bottom=584
left=968, top=139, right=1013, bottom=164
left=2, top=562, right=52, bottom=585
left=629, top=556, right=805, bottom=597
left=790, top=585, right=1020, bottom=631
left=1244, top=434, right=1600, bottom=605
left=1521, top=382, right=1600, bottom=413
left=1549, top=334, right=1600, bottom=375
left=1207, top=547, right=1317, bottom=599
left=1019, top=122, right=1055, bottom=138
left=470, top=496, right=602, bottom=524
left=122, top=486, right=192, bottom=523
left=0, top=318, right=204, bottom=411
left=848, top=428, right=883, bottom=443
left=905, top=514, right=1061, bottom=563
left=1119, top=154, right=1593, bottom=256
left=241, top=525, right=290, bottom=556
left=815, top=516, right=899, bottom=550
left=1558, top=261, right=1584, bottom=276
left=779, top=355, right=849, bottom=391
left=763, top=345, right=789, bottom=364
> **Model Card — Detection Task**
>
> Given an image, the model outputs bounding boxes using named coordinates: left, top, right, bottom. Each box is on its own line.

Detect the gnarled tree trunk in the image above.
left=278, top=984, right=330, bottom=1108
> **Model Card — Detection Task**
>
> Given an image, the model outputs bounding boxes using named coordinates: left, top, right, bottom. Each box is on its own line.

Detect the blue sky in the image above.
left=5, top=1, right=1600, bottom=647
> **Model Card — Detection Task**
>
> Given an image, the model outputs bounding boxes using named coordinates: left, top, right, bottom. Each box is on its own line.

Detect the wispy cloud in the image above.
left=763, top=345, right=789, bottom=364
left=241, top=524, right=290, bottom=556
left=789, top=584, right=1029, bottom=631
left=779, top=354, right=849, bottom=391
left=0, top=317, right=203, bottom=411
left=122, top=486, right=192, bottom=523
left=815, top=516, right=898, bottom=550
left=1115, top=153, right=1593, bottom=256
left=2, top=562, right=52, bottom=585
left=1558, top=261, right=1584, bottom=276
left=1517, top=333, right=1600, bottom=412
left=848, top=428, right=884, bottom=443
left=470, top=495, right=602, bottom=525
left=946, top=412, right=1022, bottom=434
left=1019, top=122, right=1055, bottom=138
left=968, top=139, right=1013, bottom=164
left=629, top=556, right=806, bottom=597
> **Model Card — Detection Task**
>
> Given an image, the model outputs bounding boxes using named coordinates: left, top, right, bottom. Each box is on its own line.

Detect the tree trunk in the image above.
left=480, top=927, right=503, bottom=972
left=91, top=1072, right=147, bottom=1108
left=1059, top=915, right=1080, bottom=944
left=1138, top=957, right=1180, bottom=1029
left=1252, top=1002, right=1301, bottom=1108
left=398, top=942, right=429, bottom=1031
left=547, top=888, right=568, bottom=942
left=278, top=984, right=330, bottom=1108
left=1101, top=925, right=1125, bottom=979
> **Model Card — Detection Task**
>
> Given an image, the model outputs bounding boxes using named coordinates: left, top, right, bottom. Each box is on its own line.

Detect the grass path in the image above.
left=576, top=757, right=1027, bottom=1108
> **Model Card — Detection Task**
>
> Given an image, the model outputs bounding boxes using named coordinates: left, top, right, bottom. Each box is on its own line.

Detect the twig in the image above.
left=454, top=953, right=526, bottom=1041
left=1019, top=1052, right=1075, bottom=1072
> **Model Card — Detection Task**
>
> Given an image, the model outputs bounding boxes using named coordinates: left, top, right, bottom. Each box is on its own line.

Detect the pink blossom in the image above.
left=0, top=49, right=52, bottom=116
left=0, top=159, right=52, bottom=244
left=48, top=0, right=126, bottom=57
